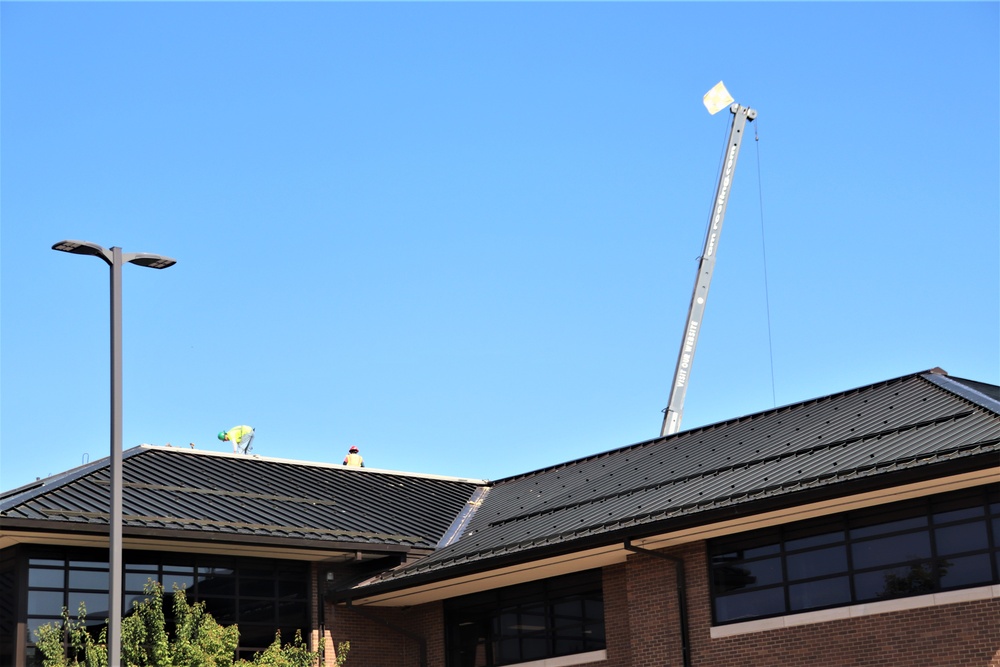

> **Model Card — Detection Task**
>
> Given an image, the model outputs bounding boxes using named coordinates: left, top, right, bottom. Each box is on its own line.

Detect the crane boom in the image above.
left=660, top=102, right=757, bottom=437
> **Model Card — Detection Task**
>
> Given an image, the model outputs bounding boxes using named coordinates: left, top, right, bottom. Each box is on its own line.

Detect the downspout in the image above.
left=345, top=599, right=428, bottom=667
left=624, top=539, right=692, bottom=667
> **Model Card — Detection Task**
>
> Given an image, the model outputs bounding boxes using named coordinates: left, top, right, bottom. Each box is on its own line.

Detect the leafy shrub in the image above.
left=33, top=582, right=347, bottom=666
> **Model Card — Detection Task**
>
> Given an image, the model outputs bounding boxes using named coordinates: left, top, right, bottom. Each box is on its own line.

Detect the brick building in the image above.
left=3, top=368, right=999, bottom=666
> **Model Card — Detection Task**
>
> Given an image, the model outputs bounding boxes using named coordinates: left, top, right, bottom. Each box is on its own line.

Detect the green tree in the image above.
left=33, top=582, right=342, bottom=667
left=34, top=604, right=106, bottom=667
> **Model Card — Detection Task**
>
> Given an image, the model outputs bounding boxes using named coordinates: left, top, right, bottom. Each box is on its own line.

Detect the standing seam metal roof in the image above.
left=1, top=448, right=484, bottom=550
left=360, top=370, right=1000, bottom=587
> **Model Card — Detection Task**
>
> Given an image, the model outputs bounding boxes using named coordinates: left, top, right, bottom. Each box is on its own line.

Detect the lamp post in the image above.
left=52, top=240, right=175, bottom=667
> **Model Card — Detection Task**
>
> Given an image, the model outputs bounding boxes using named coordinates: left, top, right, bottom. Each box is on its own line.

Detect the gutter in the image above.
left=624, top=539, right=691, bottom=667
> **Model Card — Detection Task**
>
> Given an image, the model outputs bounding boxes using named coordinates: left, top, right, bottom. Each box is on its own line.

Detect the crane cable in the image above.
left=753, top=119, right=778, bottom=408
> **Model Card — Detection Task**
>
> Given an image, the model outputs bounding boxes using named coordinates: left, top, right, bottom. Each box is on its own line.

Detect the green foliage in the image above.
left=334, top=642, right=350, bottom=667
left=33, top=603, right=107, bottom=667
left=33, top=581, right=330, bottom=667
left=246, top=630, right=314, bottom=667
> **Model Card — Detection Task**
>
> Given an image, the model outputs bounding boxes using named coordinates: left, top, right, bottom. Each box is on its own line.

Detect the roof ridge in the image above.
left=485, top=411, right=976, bottom=530
left=489, top=368, right=940, bottom=486
left=137, top=445, right=488, bottom=484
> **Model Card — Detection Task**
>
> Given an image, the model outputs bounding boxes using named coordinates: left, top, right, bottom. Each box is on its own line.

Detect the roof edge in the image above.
left=135, top=445, right=488, bottom=484
left=336, top=458, right=1000, bottom=604
left=490, top=367, right=949, bottom=485
left=922, top=372, right=1000, bottom=414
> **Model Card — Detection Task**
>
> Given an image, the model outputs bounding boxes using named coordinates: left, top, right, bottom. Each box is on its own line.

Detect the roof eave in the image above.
left=334, top=452, right=1000, bottom=604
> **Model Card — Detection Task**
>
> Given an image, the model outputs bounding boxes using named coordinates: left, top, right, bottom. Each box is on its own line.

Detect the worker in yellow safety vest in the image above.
left=219, top=425, right=255, bottom=454
left=343, top=445, right=364, bottom=467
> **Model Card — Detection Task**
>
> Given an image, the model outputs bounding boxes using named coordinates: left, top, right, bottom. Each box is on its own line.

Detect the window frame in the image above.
left=708, top=484, right=1000, bottom=625
left=21, top=546, right=311, bottom=664
left=444, top=568, right=605, bottom=667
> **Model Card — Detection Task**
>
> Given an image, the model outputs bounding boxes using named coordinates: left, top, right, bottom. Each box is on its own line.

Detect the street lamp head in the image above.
left=127, top=253, right=176, bottom=270
left=53, top=240, right=176, bottom=270
left=52, top=240, right=111, bottom=263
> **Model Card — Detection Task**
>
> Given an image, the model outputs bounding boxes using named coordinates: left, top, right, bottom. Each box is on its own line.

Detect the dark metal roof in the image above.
left=4, top=369, right=998, bottom=597
left=1, top=448, right=484, bottom=553
left=354, top=369, right=1000, bottom=593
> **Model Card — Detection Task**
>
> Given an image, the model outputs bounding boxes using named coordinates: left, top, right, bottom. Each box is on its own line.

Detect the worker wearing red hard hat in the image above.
left=343, top=445, right=364, bottom=468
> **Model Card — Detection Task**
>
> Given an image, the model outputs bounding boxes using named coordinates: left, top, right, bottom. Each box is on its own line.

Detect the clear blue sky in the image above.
left=2, top=2, right=998, bottom=492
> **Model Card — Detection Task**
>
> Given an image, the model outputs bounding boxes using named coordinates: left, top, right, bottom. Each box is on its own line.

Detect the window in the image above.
left=709, top=484, right=1000, bottom=625
left=445, top=569, right=605, bottom=667
left=21, top=547, right=310, bottom=664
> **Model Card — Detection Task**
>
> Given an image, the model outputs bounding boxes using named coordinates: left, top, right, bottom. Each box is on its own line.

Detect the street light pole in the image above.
left=52, top=241, right=175, bottom=667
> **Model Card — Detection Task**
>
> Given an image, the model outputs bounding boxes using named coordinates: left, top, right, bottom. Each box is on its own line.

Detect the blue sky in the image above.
left=2, top=2, right=998, bottom=491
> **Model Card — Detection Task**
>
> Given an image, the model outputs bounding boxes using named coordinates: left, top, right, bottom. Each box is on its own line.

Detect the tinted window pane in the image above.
left=555, top=637, right=583, bottom=655
left=278, top=580, right=307, bottom=598
left=854, top=562, right=938, bottom=601
left=785, top=521, right=844, bottom=551
left=125, top=573, right=158, bottom=593
left=126, top=563, right=158, bottom=572
left=277, top=600, right=308, bottom=627
left=850, top=513, right=927, bottom=539
left=239, top=600, right=275, bottom=623
left=69, top=561, right=107, bottom=570
left=939, top=554, right=993, bottom=589
left=240, top=564, right=275, bottom=578
left=552, top=598, right=581, bottom=621
left=935, top=522, right=988, bottom=555
left=67, top=591, right=109, bottom=618
left=522, top=636, right=547, bottom=661
left=125, top=593, right=153, bottom=610
left=520, top=605, right=545, bottom=632
left=713, top=557, right=781, bottom=592
left=239, top=625, right=278, bottom=650
left=852, top=532, right=931, bottom=569
left=584, top=597, right=603, bottom=618
left=933, top=492, right=984, bottom=523
left=786, top=545, right=847, bottom=580
left=27, top=591, right=64, bottom=616
left=789, top=576, right=851, bottom=611
left=199, top=575, right=236, bottom=596
left=201, top=598, right=237, bottom=624
left=585, top=620, right=605, bottom=644
left=69, top=569, right=109, bottom=590
left=29, top=568, right=64, bottom=588
left=241, top=579, right=274, bottom=597
left=711, top=530, right=780, bottom=559
left=786, top=531, right=843, bottom=551
left=163, top=574, right=195, bottom=592
left=714, top=587, right=785, bottom=623
left=27, top=618, right=60, bottom=641
left=743, top=543, right=780, bottom=559
left=497, top=637, right=519, bottom=663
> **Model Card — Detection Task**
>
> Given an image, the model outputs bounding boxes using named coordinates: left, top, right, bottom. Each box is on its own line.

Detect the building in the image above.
left=2, top=367, right=999, bottom=666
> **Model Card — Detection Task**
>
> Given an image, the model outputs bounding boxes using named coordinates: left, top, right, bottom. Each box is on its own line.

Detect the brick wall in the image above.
left=326, top=541, right=1000, bottom=667
left=625, top=542, right=1000, bottom=667
left=602, top=563, right=631, bottom=667
left=328, top=598, right=443, bottom=667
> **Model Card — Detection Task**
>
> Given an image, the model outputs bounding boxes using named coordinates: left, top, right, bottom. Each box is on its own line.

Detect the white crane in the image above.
left=661, top=83, right=757, bottom=437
